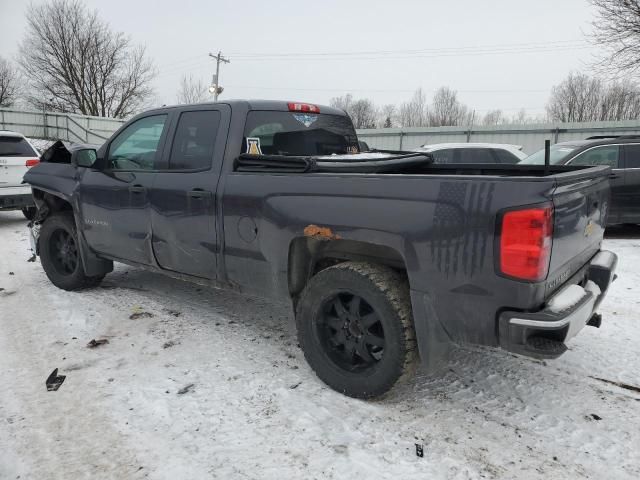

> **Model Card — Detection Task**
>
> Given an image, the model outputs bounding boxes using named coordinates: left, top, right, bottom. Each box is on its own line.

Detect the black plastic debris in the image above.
left=415, top=444, right=424, bottom=458
left=129, top=312, right=154, bottom=320
left=8, top=272, right=14, bottom=275
left=87, top=339, right=109, bottom=348
left=591, top=413, right=602, bottom=421
left=289, top=382, right=302, bottom=389
left=46, top=368, right=66, bottom=391
left=177, top=384, right=195, bottom=395
left=27, top=255, right=36, bottom=263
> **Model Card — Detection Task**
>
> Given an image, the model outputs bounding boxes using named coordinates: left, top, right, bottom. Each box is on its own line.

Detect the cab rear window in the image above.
left=0, top=137, right=37, bottom=157
left=242, top=111, right=359, bottom=156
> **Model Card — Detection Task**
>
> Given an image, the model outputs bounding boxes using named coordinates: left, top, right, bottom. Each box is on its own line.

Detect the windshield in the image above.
left=0, top=137, right=37, bottom=157
left=242, top=111, right=359, bottom=157
left=520, top=144, right=579, bottom=165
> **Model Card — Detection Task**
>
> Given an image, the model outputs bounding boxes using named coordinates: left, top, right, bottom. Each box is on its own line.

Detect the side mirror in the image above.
left=71, top=148, right=98, bottom=168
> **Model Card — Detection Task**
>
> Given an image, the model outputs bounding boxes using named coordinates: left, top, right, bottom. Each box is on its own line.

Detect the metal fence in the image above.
left=0, top=108, right=125, bottom=145
left=356, top=120, right=640, bottom=155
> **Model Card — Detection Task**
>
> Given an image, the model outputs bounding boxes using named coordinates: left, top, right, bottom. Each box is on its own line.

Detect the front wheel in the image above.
left=296, top=262, right=417, bottom=398
left=39, top=212, right=105, bottom=290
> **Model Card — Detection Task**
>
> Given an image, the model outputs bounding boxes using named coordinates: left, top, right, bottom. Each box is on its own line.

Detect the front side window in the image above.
left=242, top=111, right=359, bottom=156
left=107, top=115, right=167, bottom=170
left=569, top=145, right=620, bottom=168
left=169, top=111, right=220, bottom=170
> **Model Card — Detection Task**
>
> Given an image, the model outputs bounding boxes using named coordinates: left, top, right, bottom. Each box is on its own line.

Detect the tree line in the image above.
left=2, top=0, right=640, bottom=127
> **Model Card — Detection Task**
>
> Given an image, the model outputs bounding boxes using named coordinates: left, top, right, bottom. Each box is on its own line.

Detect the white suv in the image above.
left=0, top=131, right=40, bottom=219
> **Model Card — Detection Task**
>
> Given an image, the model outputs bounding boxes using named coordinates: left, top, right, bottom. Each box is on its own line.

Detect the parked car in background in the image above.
left=415, top=143, right=527, bottom=164
left=520, top=135, right=640, bottom=226
left=0, top=131, right=40, bottom=219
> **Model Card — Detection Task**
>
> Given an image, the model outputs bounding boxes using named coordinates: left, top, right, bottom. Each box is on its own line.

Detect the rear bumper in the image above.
left=0, top=192, right=33, bottom=210
left=498, top=250, right=617, bottom=359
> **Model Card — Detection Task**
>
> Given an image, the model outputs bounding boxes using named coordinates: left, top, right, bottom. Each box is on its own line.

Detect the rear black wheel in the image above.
left=296, top=262, right=417, bottom=398
left=39, top=212, right=105, bottom=290
left=22, top=207, right=37, bottom=220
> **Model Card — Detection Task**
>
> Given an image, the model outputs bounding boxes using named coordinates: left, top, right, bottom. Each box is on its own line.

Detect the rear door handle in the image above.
left=609, top=174, right=620, bottom=180
left=129, top=185, right=146, bottom=193
left=188, top=189, right=212, bottom=199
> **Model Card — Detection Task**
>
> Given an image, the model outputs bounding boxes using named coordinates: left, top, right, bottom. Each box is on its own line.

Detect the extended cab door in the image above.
left=620, top=143, right=640, bottom=223
left=79, top=113, right=170, bottom=265
left=567, top=144, right=624, bottom=225
left=148, top=105, right=230, bottom=279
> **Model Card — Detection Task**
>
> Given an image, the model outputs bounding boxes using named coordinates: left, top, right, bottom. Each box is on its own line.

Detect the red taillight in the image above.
left=25, top=159, right=40, bottom=167
left=499, top=205, right=554, bottom=281
left=288, top=102, right=320, bottom=113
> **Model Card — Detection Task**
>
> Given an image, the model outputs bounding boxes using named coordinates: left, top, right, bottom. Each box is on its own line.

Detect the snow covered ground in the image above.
left=1, top=210, right=639, bottom=480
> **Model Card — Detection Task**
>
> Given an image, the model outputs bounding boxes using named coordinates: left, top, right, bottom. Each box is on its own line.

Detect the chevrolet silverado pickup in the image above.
left=23, top=100, right=618, bottom=398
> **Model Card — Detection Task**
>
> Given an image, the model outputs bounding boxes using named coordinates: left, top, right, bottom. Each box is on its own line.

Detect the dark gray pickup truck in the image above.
left=24, top=100, right=618, bottom=398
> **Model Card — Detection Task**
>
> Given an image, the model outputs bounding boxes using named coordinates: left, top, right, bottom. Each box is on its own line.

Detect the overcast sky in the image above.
left=1, top=0, right=599, bottom=117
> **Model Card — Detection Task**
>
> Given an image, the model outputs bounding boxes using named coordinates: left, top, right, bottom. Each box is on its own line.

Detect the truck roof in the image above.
left=145, top=99, right=348, bottom=117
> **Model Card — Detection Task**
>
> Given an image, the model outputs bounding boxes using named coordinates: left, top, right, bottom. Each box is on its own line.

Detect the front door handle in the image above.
left=188, top=189, right=212, bottom=199
left=129, top=185, right=146, bottom=193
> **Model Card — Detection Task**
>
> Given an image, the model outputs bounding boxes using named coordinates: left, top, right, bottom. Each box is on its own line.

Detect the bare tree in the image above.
left=177, top=75, right=209, bottom=104
left=546, top=72, right=640, bottom=122
left=329, top=94, right=377, bottom=128
left=0, top=56, right=20, bottom=107
left=378, top=104, right=396, bottom=128
left=398, top=88, right=428, bottom=127
left=18, top=0, right=155, bottom=118
left=329, top=93, right=354, bottom=113
left=482, top=109, right=504, bottom=125
left=590, top=0, right=640, bottom=75
left=428, top=87, right=469, bottom=127
left=546, top=73, right=602, bottom=122
left=349, top=99, right=377, bottom=129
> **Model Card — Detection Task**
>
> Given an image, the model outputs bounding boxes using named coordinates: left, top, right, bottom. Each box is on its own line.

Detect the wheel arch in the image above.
left=288, top=236, right=408, bottom=300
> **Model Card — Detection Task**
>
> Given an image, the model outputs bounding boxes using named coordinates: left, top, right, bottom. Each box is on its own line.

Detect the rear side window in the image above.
left=570, top=145, right=620, bottom=168
left=242, top=111, right=359, bottom=156
left=458, top=148, right=496, bottom=164
left=624, top=144, right=640, bottom=168
left=0, top=137, right=37, bottom=157
left=169, top=110, right=220, bottom=170
left=492, top=148, right=520, bottom=164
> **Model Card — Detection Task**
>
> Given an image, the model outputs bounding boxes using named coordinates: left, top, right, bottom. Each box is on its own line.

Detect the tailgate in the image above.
left=545, top=166, right=610, bottom=295
left=0, top=136, right=39, bottom=189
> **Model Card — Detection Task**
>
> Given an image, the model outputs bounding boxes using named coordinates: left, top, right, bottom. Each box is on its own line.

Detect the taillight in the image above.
left=288, top=102, right=320, bottom=113
left=499, top=204, right=554, bottom=281
left=25, top=159, right=40, bottom=167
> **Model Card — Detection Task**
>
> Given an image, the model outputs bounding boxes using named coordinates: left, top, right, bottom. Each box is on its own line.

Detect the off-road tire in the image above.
left=39, top=212, right=105, bottom=291
left=296, top=261, right=417, bottom=398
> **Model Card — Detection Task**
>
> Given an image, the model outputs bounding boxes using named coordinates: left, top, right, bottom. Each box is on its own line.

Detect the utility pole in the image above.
left=208, top=51, right=230, bottom=101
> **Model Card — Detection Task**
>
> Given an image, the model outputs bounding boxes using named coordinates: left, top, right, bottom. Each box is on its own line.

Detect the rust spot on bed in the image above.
left=304, top=224, right=341, bottom=240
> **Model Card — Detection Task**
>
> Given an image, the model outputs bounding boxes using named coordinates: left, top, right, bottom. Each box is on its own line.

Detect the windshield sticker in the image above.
left=293, top=113, right=318, bottom=128
left=246, top=137, right=262, bottom=155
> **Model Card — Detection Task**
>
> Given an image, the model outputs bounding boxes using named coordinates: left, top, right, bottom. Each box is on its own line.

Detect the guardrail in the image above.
left=0, top=108, right=125, bottom=145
